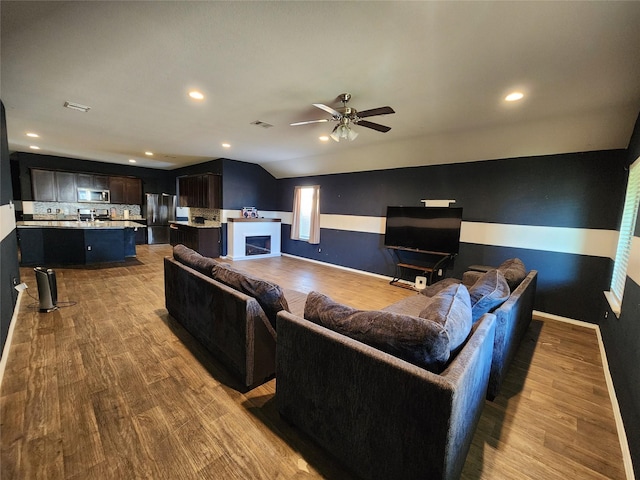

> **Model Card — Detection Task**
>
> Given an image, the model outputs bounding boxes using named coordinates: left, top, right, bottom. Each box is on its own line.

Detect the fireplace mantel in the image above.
left=227, top=218, right=281, bottom=260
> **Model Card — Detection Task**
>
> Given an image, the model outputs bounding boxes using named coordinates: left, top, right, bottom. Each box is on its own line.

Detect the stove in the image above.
left=78, top=208, right=110, bottom=221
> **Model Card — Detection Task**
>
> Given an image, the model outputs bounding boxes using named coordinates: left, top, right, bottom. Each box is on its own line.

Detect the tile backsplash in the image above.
left=25, top=201, right=142, bottom=219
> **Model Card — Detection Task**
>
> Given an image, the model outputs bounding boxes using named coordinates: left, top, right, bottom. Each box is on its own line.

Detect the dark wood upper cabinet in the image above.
left=55, top=171, right=77, bottom=202
left=178, top=173, right=221, bottom=208
left=31, top=169, right=77, bottom=202
left=77, top=173, right=110, bottom=190
left=31, top=168, right=142, bottom=205
left=31, top=169, right=56, bottom=201
left=109, top=176, right=142, bottom=204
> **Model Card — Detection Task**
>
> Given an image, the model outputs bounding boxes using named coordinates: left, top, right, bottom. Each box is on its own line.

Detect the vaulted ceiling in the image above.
left=2, top=1, right=640, bottom=178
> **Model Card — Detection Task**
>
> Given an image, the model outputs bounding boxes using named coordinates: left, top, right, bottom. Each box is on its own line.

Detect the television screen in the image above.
left=384, top=206, right=463, bottom=254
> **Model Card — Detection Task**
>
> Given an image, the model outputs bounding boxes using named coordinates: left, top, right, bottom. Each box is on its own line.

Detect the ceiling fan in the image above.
left=290, top=93, right=395, bottom=142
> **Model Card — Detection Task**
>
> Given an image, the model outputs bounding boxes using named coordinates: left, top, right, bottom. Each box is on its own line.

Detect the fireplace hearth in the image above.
left=226, top=218, right=281, bottom=260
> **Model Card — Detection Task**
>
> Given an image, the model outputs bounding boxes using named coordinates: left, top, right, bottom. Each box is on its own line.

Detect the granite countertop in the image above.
left=170, top=221, right=221, bottom=229
left=17, top=220, right=146, bottom=229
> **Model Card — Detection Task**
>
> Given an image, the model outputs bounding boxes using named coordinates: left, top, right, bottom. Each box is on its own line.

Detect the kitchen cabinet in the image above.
left=56, top=171, right=77, bottom=202
left=169, top=223, right=220, bottom=258
left=177, top=173, right=221, bottom=208
left=31, top=168, right=76, bottom=202
left=109, top=176, right=142, bottom=204
left=31, top=169, right=141, bottom=204
left=31, top=169, right=56, bottom=201
left=77, top=173, right=110, bottom=190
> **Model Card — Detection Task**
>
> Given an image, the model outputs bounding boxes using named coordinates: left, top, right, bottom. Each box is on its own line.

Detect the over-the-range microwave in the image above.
left=77, top=188, right=110, bottom=203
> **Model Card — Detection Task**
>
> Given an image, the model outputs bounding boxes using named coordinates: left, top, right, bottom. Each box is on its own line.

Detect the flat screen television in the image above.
left=384, top=206, right=463, bottom=254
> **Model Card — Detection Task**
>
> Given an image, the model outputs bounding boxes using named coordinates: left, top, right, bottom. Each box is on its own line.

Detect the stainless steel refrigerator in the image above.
left=145, top=193, right=176, bottom=244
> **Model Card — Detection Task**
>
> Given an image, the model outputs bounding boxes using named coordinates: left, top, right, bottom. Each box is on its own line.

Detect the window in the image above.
left=606, top=157, right=640, bottom=316
left=291, top=185, right=320, bottom=244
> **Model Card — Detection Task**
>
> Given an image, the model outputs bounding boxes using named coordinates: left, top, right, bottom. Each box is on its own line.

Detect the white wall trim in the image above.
left=0, top=290, right=23, bottom=389
left=255, top=211, right=620, bottom=260
left=533, top=310, right=635, bottom=480
left=460, top=222, right=618, bottom=258
left=0, top=202, right=16, bottom=242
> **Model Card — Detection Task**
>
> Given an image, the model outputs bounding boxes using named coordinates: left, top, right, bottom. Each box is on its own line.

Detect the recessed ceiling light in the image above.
left=319, top=136, right=329, bottom=142
left=144, top=151, right=153, bottom=156
left=129, top=159, right=137, bottom=163
left=26, top=132, right=39, bottom=138
left=189, top=90, right=204, bottom=100
left=222, top=143, right=231, bottom=148
left=505, top=92, right=524, bottom=102
left=29, top=145, right=40, bottom=150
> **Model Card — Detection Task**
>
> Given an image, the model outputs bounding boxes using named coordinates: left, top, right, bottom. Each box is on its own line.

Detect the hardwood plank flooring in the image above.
left=1, top=245, right=627, bottom=479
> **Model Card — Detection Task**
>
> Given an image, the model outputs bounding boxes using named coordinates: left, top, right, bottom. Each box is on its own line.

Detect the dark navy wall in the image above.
left=278, top=151, right=626, bottom=227
left=1, top=101, right=20, bottom=356
left=278, top=150, right=627, bottom=325
left=221, top=159, right=278, bottom=211
left=600, top=112, right=640, bottom=478
left=170, top=158, right=277, bottom=210
left=11, top=152, right=176, bottom=199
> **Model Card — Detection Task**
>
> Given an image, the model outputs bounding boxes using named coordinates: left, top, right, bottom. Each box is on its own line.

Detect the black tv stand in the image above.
left=388, top=248, right=456, bottom=290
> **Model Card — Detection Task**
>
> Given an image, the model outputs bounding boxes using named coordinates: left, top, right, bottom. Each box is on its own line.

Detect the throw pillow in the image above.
left=497, top=258, right=527, bottom=291
left=173, top=244, right=218, bottom=276
left=419, top=283, right=472, bottom=354
left=468, top=269, right=510, bottom=322
left=212, top=263, right=290, bottom=330
left=304, top=291, right=450, bottom=373
left=419, top=277, right=462, bottom=297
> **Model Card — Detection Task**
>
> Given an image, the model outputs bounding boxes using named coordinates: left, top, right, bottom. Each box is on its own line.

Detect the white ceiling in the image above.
left=2, top=1, right=640, bottom=179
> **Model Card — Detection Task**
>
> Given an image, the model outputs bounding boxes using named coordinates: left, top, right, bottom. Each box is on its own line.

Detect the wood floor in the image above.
left=0, top=245, right=627, bottom=479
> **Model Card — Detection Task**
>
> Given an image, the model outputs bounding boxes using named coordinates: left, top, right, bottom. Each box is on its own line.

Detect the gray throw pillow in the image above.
left=468, top=269, right=510, bottom=322
left=304, top=291, right=450, bottom=373
left=419, top=283, right=472, bottom=354
left=497, top=258, right=527, bottom=291
left=419, top=277, right=462, bottom=297
left=173, top=244, right=218, bottom=276
left=212, top=263, right=290, bottom=330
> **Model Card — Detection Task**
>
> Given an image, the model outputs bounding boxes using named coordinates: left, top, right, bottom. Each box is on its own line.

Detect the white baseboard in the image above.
left=0, top=290, right=24, bottom=389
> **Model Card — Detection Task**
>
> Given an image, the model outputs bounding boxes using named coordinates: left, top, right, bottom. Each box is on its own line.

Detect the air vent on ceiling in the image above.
left=250, top=120, right=273, bottom=129
left=63, top=101, right=91, bottom=112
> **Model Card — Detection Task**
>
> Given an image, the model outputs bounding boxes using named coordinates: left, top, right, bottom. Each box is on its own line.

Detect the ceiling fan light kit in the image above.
left=291, top=93, right=394, bottom=142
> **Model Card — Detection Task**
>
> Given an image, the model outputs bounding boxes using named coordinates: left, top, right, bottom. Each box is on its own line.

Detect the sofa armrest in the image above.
left=276, top=310, right=496, bottom=480
left=462, top=270, right=483, bottom=287
left=487, top=269, right=537, bottom=399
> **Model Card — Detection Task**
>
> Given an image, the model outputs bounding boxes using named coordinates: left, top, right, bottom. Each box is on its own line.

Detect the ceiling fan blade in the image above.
left=290, top=119, right=330, bottom=126
left=357, top=120, right=391, bottom=133
left=313, top=103, right=342, bottom=117
left=357, top=106, right=395, bottom=118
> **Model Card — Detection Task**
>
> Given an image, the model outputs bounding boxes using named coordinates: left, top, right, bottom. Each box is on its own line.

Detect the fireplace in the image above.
left=227, top=218, right=281, bottom=260
left=246, top=235, right=271, bottom=256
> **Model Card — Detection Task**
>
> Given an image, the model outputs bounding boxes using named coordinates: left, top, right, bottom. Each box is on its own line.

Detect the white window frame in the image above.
left=291, top=185, right=320, bottom=244
left=605, top=157, right=640, bottom=317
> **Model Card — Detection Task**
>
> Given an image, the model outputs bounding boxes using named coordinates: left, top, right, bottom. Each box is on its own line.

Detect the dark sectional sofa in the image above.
left=164, top=244, right=305, bottom=389
left=163, top=245, right=537, bottom=479
left=276, top=259, right=537, bottom=480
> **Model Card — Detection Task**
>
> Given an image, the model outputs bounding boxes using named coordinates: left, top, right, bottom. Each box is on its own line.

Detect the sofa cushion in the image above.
left=419, top=283, right=472, bottom=354
left=304, top=291, right=450, bottom=373
left=418, top=277, right=462, bottom=297
left=468, top=269, right=510, bottom=322
left=212, top=263, right=290, bottom=330
left=497, top=258, right=527, bottom=291
left=173, top=244, right=218, bottom=276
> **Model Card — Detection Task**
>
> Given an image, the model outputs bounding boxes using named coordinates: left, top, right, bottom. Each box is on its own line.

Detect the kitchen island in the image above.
left=17, top=220, right=146, bottom=266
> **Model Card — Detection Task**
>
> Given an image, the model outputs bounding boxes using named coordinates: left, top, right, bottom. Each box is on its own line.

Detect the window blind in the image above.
left=609, top=158, right=640, bottom=309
